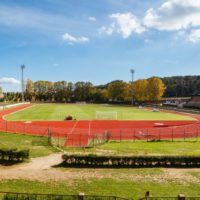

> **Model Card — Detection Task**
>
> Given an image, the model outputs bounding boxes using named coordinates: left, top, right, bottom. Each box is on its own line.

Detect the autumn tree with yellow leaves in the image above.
left=133, top=77, right=165, bottom=102
left=147, top=77, right=166, bottom=101
left=133, top=79, right=148, bottom=101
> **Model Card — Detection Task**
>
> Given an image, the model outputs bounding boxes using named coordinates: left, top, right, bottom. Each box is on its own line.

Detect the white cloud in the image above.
left=62, top=33, right=89, bottom=43
left=110, top=13, right=145, bottom=38
left=143, top=0, right=200, bottom=31
left=88, top=16, right=96, bottom=21
left=0, top=77, right=20, bottom=84
left=188, top=29, right=200, bottom=43
left=98, top=12, right=145, bottom=39
left=98, top=25, right=114, bottom=35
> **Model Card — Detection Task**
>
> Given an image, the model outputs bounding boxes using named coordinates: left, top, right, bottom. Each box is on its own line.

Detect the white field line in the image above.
left=159, top=108, right=199, bottom=119
left=144, top=107, right=199, bottom=122
left=0, top=102, right=30, bottom=109
left=2, top=105, right=36, bottom=121
left=69, top=120, right=79, bottom=134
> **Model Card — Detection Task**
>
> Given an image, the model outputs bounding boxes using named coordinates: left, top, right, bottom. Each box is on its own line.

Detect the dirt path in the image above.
left=1, top=153, right=200, bottom=184
left=18, top=153, right=63, bottom=170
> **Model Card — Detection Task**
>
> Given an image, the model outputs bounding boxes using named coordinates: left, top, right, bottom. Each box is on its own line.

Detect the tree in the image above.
left=26, top=79, right=33, bottom=93
left=162, top=75, right=200, bottom=97
left=107, top=80, right=129, bottom=102
left=147, top=77, right=165, bottom=101
left=34, top=81, right=53, bottom=93
left=0, top=87, right=3, bottom=100
left=133, top=79, right=148, bottom=101
left=25, top=79, right=34, bottom=101
left=74, top=82, right=93, bottom=101
left=54, top=81, right=67, bottom=91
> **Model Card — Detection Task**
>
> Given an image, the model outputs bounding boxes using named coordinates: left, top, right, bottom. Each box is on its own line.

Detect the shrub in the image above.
left=0, top=148, right=29, bottom=163
left=61, top=154, right=200, bottom=168
left=64, top=115, right=73, bottom=120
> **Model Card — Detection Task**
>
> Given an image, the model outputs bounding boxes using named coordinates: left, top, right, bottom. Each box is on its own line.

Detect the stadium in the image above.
left=1, top=0, right=200, bottom=199
left=0, top=103, right=200, bottom=147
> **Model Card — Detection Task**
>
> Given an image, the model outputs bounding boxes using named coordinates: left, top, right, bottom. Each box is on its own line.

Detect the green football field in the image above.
left=5, top=103, right=195, bottom=121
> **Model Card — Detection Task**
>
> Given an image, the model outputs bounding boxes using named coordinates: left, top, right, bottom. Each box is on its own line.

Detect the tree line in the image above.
left=22, top=77, right=165, bottom=103
left=2, top=75, right=199, bottom=103
left=162, top=75, right=200, bottom=97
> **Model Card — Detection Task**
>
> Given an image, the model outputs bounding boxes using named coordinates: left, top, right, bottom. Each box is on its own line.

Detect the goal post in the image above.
left=96, top=111, right=117, bottom=120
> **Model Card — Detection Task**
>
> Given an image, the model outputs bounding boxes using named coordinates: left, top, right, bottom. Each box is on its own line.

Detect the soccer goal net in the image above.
left=96, top=111, right=117, bottom=120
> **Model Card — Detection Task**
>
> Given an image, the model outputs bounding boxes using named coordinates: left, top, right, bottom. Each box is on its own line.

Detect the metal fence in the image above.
left=1, top=192, right=200, bottom=200
left=0, top=192, right=130, bottom=200
left=140, top=197, right=200, bottom=200
left=1, top=121, right=200, bottom=147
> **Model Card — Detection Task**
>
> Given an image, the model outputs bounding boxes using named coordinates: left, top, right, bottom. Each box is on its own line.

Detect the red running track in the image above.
left=0, top=104, right=200, bottom=146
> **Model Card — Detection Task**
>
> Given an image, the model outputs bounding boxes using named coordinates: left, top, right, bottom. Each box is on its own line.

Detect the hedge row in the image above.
left=0, top=148, right=29, bottom=162
left=62, top=154, right=200, bottom=167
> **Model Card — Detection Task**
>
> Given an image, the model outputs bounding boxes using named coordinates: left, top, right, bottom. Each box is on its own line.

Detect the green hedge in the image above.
left=0, top=148, right=29, bottom=163
left=62, top=154, right=200, bottom=167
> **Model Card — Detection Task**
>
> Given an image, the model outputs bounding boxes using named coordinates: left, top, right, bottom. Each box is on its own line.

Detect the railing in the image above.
left=1, top=192, right=200, bottom=200
left=0, top=192, right=131, bottom=200
left=140, top=197, right=200, bottom=200
left=0, top=121, right=200, bottom=147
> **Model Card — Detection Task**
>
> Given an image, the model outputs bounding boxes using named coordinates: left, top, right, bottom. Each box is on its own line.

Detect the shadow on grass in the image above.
left=0, top=160, right=25, bottom=166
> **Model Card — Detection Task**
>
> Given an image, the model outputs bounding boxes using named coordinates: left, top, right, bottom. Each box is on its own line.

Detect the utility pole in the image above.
left=21, top=65, right=25, bottom=102
left=130, top=69, right=135, bottom=105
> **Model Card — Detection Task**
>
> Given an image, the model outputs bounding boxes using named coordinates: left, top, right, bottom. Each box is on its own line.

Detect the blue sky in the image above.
left=0, top=0, right=200, bottom=91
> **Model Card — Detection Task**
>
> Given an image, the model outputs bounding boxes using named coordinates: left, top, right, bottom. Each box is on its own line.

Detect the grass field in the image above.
left=1, top=131, right=200, bottom=157
left=0, top=132, right=58, bottom=158
left=94, top=140, right=200, bottom=156
left=65, top=140, right=200, bottom=156
left=5, top=104, right=194, bottom=121
left=1, top=132, right=200, bottom=198
left=1, top=176, right=200, bottom=199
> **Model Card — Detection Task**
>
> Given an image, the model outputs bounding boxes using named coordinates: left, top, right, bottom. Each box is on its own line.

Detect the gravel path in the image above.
left=1, top=153, right=200, bottom=184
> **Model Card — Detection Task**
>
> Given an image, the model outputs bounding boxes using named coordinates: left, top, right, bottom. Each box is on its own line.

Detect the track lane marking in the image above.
left=69, top=120, right=79, bottom=134
left=88, top=120, right=92, bottom=135
left=1, top=104, right=34, bottom=121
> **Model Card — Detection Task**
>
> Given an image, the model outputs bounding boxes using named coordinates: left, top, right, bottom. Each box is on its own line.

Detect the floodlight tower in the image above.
left=130, top=69, right=135, bottom=105
left=21, top=65, right=25, bottom=102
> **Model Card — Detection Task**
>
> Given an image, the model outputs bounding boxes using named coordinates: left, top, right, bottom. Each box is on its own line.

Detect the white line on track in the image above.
left=88, top=120, right=91, bottom=135
left=2, top=105, right=36, bottom=121
left=69, top=120, right=79, bottom=134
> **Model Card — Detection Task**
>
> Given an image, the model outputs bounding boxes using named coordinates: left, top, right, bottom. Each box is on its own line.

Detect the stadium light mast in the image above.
left=130, top=69, right=135, bottom=105
left=21, top=65, right=25, bottom=102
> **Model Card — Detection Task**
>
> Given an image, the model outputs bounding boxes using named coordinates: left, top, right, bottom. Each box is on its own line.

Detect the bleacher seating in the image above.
left=185, top=95, right=200, bottom=108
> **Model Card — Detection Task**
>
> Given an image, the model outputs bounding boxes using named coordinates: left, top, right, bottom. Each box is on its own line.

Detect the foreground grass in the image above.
left=1, top=132, right=200, bottom=198
left=5, top=103, right=194, bottom=121
left=1, top=131, right=200, bottom=157
left=0, top=132, right=58, bottom=158
left=0, top=178, right=200, bottom=199
left=65, top=140, right=200, bottom=156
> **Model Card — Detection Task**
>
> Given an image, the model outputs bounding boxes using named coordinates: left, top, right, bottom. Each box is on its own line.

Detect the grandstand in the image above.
left=185, top=94, right=200, bottom=109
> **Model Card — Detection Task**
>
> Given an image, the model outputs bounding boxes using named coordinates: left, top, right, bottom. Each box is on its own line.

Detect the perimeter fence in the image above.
left=0, top=121, right=200, bottom=147
left=0, top=192, right=130, bottom=200
left=1, top=192, right=200, bottom=200
left=140, top=197, right=200, bottom=200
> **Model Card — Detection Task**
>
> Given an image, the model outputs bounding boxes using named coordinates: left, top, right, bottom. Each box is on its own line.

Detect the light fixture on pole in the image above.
left=21, top=65, right=25, bottom=102
left=130, top=69, right=135, bottom=105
